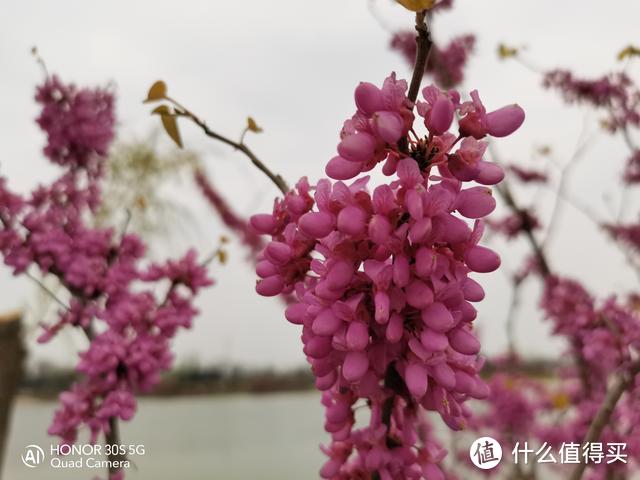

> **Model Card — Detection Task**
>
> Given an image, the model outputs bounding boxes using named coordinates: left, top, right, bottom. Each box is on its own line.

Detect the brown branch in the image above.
left=166, top=97, right=289, bottom=195
left=495, top=182, right=551, bottom=277
left=568, top=359, right=640, bottom=480
left=105, top=417, right=125, bottom=477
left=407, top=12, right=433, bottom=105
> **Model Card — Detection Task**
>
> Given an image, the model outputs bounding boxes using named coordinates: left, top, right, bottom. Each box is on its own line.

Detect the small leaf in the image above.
left=158, top=113, right=183, bottom=148
left=497, top=43, right=518, bottom=59
left=617, top=45, right=640, bottom=61
left=537, top=145, right=552, bottom=156
left=151, top=105, right=171, bottom=115
left=551, top=392, right=570, bottom=410
left=246, top=116, right=263, bottom=133
left=145, top=80, right=167, bottom=103
left=395, top=0, right=436, bottom=12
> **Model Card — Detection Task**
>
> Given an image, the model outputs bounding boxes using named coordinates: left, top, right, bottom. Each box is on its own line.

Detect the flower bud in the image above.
left=448, top=327, right=480, bottom=355
left=465, top=245, right=501, bottom=272
left=355, top=82, right=384, bottom=116
left=405, top=362, right=429, bottom=399
left=426, top=97, right=455, bottom=135
left=337, top=205, right=367, bottom=236
left=249, top=213, right=277, bottom=234
left=256, top=275, right=284, bottom=297
left=326, top=155, right=362, bottom=180
left=373, top=111, right=405, bottom=144
left=486, top=104, right=525, bottom=137
left=346, top=321, right=369, bottom=350
left=343, top=351, right=369, bottom=382
left=475, top=161, right=505, bottom=185
left=421, top=302, right=455, bottom=332
left=312, top=308, right=342, bottom=336
left=338, top=132, right=377, bottom=163
left=299, top=211, right=335, bottom=238
left=456, top=187, right=496, bottom=218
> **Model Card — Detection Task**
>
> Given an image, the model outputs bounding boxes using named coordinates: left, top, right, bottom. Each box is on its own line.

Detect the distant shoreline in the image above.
left=19, top=358, right=556, bottom=400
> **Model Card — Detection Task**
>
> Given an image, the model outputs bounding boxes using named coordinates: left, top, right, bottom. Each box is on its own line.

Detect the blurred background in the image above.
left=1, top=0, right=639, bottom=478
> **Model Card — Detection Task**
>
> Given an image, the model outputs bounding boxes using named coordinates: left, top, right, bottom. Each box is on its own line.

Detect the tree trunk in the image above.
left=0, top=311, right=24, bottom=478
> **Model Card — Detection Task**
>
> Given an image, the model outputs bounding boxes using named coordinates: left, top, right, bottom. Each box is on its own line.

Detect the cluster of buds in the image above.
left=252, top=72, right=524, bottom=478
left=0, top=75, right=212, bottom=474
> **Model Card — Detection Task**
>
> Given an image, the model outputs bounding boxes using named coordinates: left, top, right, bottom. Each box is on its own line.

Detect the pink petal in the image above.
left=299, top=211, right=335, bottom=238
left=465, top=245, right=501, bottom=273
left=326, top=155, right=362, bottom=180
left=405, top=362, right=429, bottom=399
left=421, top=302, right=454, bottom=332
left=342, top=351, right=369, bottom=382
left=486, top=104, right=525, bottom=137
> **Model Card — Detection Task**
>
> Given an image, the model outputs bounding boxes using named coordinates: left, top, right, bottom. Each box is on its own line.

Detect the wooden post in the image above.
left=0, top=311, right=24, bottom=477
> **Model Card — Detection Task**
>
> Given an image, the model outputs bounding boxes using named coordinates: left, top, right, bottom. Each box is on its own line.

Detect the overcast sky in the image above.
left=1, top=0, right=639, bottom=370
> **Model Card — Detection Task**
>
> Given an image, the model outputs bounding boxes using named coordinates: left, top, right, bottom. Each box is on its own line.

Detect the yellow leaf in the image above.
left=551, top=392, right=570, bottom=410
left=144, top=80, right=167, bottom=103
left=537, top=145, right=552, bottom=156
left=617, top=45, right=640, bottom=61
left=134, top=196, right=147, bottom=210
left=395, top=0, right=436, bottom=11
left=497, top=43, right=518, bottom=59
left=151, top=105, right=171, bottom=115
left=247, top=116, right=263, bottom=133
left=160, top=113, right=183, bottom=148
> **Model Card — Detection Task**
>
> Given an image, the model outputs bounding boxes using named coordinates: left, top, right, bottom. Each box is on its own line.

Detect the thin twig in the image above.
left=505, top=278, right=524, bottom=356
left=166, top=96, right=289, bottom=195
left=568, top=359, right=640, bottom=480
left=25, top=271, right=69, bottom=311
left=542, top=119, right=594, bottom=249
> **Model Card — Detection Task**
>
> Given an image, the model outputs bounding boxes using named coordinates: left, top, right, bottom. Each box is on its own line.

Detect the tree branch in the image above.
left=407, top=12, right=432, bottom=105
left=568, top=359, right=640, bottom=480
left=166, top=97, right=289, bottom=195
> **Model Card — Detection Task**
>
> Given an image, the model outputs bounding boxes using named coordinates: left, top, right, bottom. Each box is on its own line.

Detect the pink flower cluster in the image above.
left=0, top=76, right=212, bottom=458
left=508, top=164, right=548, bottom=184
left=543, top=70, right=640, bottom=132
left=487, top=209, right=541, bottom=240
left=624, top=150, right=640, bottom=184
left=391, top=32, right=475, bottom=89
left=35, top=75, right=115, bottom=172
left=603, top=222, right=640, bottom=254
left=531, top=277, right=640, bottom=478
left=252, top=73, right=524, bottom=479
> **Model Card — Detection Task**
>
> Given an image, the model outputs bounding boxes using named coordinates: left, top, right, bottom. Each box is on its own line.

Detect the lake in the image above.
left=4, top=392, right=327, bottom=480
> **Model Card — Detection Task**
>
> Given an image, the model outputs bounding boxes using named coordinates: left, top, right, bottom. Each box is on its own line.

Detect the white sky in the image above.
left=1, top=0, right=639, bottom=370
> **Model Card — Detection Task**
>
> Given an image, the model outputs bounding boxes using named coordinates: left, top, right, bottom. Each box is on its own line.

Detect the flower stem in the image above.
left=407, top=11, right=433, bottom=105
left=168, top=97, right=289, bottom=195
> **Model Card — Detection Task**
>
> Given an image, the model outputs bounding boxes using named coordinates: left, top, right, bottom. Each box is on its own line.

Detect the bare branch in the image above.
left=166, top=97, right=289, bottom=195
left=407, top=12, right=433, bottom=105
left=569, top=360, right=640, bottom=480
